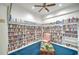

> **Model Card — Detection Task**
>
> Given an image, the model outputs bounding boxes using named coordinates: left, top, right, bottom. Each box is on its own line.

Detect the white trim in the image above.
left=64, top=22, right=78, bottom=25
left=52, top=42, right=78, bottom=51
left=8, top=21, right=41, bottom=26
left=8, top=40, right=41, bottom=54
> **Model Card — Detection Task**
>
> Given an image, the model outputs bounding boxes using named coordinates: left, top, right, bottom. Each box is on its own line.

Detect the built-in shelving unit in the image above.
left=8, top=19, right=42, bottom=52
left=51, top=21, right=63, bottom=44
left=35, top=26, right=42, bottom=40
left=62, top=17, right=79, bottom=49
left=42, top=18, right=79, bottom=50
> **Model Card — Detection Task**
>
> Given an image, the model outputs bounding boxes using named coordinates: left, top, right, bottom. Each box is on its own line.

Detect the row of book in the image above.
left=63, top=17, right=79, bottom=23
left=63, top=17, right=79, bottom=49
left=8, top=24, right=42, bottom=51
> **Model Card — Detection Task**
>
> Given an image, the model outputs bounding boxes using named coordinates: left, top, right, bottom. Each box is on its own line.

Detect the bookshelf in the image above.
left=51, top=21, right=63, bottom=44
left=62, top=17, right=79, bottom=49
left=8, top=20, right=41, bottom=52
left=35, top=26, right=42, bottom=40
left=42, top=18, right=79, bottom=50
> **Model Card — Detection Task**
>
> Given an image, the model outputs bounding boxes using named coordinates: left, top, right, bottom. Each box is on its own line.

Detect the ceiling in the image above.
left=14, top=3, right=79, bottom=19
left=0, top=3, right=79, bottom=24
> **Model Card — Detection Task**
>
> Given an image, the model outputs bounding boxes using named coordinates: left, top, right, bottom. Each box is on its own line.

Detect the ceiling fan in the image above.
left=34, top=3, right=56, bottom=12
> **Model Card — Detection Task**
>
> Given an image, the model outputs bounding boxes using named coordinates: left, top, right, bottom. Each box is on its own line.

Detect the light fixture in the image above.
left=32, top=6, right=35, bottom=9
left=59, top=4, right=62, bottom=7
left=57, top=10, right=68, bottom=15
left=45, top=14, right=54, bottom=18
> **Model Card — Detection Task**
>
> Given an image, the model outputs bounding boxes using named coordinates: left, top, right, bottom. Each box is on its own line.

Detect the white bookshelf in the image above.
left=62, top=17, right=79, bottom=50
left=50, top=21, right=63, bottom=44
left=8, top=21, right=41, bottom=52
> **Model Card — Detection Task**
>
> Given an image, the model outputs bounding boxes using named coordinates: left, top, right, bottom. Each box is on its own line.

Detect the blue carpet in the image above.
left=9, top=42, right=78, bottom=55
left=52, top=44, right=78, bottom=55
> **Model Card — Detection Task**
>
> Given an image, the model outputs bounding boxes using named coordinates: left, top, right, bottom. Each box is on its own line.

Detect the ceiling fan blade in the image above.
left=34, top=5, right=43, bottom=7
left=45, top=8, right=49, bottom=12
left=46, top=3, right=56, bottom=7
left=39, top=8, right=43, bottom=12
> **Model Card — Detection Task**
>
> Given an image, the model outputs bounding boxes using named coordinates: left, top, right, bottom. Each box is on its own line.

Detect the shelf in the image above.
left=8, top=23, right=42, bottom=52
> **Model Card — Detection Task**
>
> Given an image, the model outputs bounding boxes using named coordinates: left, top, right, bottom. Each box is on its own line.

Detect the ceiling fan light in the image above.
left=59, top=4, right=62, bottom=7
left=32, top=6, right=35, bottom=9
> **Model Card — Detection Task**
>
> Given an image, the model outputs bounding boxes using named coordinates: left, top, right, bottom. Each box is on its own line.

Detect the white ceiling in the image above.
left=1, top=3, right=79, bottom=23
left=14, top=3, right=79, bottom=19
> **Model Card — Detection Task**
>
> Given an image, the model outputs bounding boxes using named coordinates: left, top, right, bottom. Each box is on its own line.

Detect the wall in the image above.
left=0, top=5, right=8, bottom=55
left=11, top=4, right=42, bottom=24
